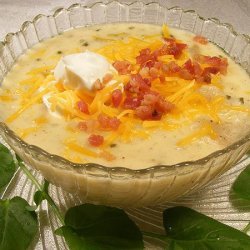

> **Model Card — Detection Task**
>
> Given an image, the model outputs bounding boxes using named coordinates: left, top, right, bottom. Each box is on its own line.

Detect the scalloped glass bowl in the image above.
left=0, top=1, right=250, bottom=207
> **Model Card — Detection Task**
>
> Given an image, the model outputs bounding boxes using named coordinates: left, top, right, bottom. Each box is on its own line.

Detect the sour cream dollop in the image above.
left=54, top=51, right=116, bottom=91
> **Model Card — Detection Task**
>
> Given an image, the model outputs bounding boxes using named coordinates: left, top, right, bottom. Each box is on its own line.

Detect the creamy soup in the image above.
left=0, top=23, right=250, bottom=169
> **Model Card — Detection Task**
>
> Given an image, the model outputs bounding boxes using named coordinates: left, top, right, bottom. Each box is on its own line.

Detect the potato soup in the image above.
left=0, top=23, right=250, bottom=169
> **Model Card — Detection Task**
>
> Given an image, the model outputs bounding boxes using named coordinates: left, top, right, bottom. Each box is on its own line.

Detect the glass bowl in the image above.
left=0, top=1, right=250, bottom=207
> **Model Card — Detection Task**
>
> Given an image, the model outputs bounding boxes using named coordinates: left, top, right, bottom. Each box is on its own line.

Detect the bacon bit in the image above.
left=159, top=39, right=187, bottom=59
left=213, top=57, right=228, bottom=75
left=193, top=54, right=206, bottom=63
left=139, top=67, right=150, bottom=78
left=149, top=67, right=159, bottom=79
left=112, top=89, right=123, bottom=107
left=197, top=67, right=220, bottom=83
left=136, top=93, right=174, bottom=120
left=144, top=60, right=156, bottom=68
left=193, top=61, right=203, bottom=76
left=175, top=59, right=224, bottom=83
left=170, top=42, right=187, bottom=59
left=162, top=61, right=181, bottom=75
left=78, top=120, right=98, bottom=133
left=171, top=55, right=228, bottom=83
left=113, top=60, right=131, bottom=75
left=99, top=150, right=116, bottom=161
left=78, top=121, right=87, bottom=131
left=126, top=74, right=151, bottom=93
left=155, top=97, right=175, bottom=113
left=123, top=96, right=141, bottom=109
left=102, top=73, right=113, bottom=84
left=199, top=72, right=211, bottom=83
left=93, top=79, right=104, bottom=90
left=136, top=105, right=155, bottom=120
left=154, top=61, right=163, bottom=70
left=136, top=40, right=187, bottom=69
left=179, top=59, right=202, bottom=80
left=136, top=48, right=157, bottom=67
left=88, top=134, right=104, bottom=147
left=77, top=100, right=89, bottom=114
left=141, top=92, right=158, bottom=106
left=193, top=35, right=208, bottom=45
left=98, top=114, right=121, bottom=130
left=183, top=59, right=195, bottom=75
left=194, top=55, right=228, bottom=75
left=179, top=69, right=193, bottom=80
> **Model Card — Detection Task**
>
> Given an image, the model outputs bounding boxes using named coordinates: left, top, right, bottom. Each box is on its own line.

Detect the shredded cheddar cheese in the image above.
left=177, top=123, right=217, bottom=146
left=65, top=140, right=98, bottom=158
left=162, top=24, right=170, bottom=39
left=0, top=95, right=13, bottom=101
left=18, top=116, right=48, bottom=139
left=6, top=87, right=51, bottom=123
left=27, top=65, right=55, bottom=75
left=4, top=23, right=248, bottom=162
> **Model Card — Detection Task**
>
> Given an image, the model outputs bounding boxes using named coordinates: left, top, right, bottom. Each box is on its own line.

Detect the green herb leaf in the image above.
left=0, top=196, right=38, bottom=250
left=34, top=180, right=50, bottom=206
left=163, top=206, right=250, bottom=249
left=232, top=165, right=250, bottom=201
left=0, top=144, right=17, bottom=191
left=57, top=203, right=144, bottom=250
left=34, top=190, right=44, bottom=207
left=231, top=165, right=250, bottom=233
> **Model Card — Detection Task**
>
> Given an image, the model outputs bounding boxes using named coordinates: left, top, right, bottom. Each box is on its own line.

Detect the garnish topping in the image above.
left=7, top=24, right=247, bottom=161
left=88, top=134, right=104, bottom=147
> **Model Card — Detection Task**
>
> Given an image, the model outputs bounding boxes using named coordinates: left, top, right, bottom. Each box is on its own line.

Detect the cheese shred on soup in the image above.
left=1, top=23, right=250, bottom=169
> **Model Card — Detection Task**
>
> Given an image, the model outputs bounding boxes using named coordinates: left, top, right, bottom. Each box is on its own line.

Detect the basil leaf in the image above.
left=34, top=180, right=50, bottom=206
left=34, top=190, right=44, bottom=207
left=57, top=203, right=144, bottom=250
left=0, top=196, right=38, bottom=250
left=163, top=206, right=250, bottom=250
left=56, top=226, right=104, bottom=250
left=0, top=144, right=16, bottom=191
left=232, top=165, right=250, bottom=201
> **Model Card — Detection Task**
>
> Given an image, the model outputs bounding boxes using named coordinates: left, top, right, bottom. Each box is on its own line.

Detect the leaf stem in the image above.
left=43, top=190, right=64, bottom=225
left=142, top=231, right=169, bottom=242
left=243, top=222, right=250, bottom=234
left=19, top=162, right=42, bottom=190
left=19, top=162, right=64, bottom=225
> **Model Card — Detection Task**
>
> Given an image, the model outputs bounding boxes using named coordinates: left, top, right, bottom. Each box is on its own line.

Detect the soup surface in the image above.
left=0, top=23, right=250, bottom=169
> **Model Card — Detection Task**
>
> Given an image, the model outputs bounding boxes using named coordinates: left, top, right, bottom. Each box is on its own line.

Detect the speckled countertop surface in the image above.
left=0, top=0, right=249, bottom=40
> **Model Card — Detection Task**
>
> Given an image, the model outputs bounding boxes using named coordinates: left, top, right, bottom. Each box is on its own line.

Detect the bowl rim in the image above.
left=0, top=0, right=250, bottom=176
